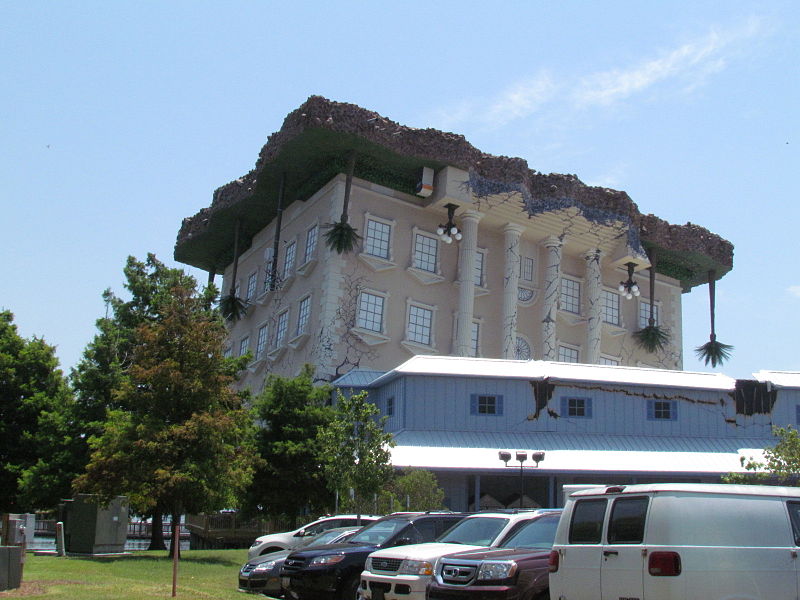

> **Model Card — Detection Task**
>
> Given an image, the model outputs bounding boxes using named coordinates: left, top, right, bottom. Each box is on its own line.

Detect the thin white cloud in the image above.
left=484, top=73, right=558, bottom=127
left=788, top=286, right=800, bottom=299
left=428, top=17, right=767, bottom=131
left=573, top=17, right=765, bottom=108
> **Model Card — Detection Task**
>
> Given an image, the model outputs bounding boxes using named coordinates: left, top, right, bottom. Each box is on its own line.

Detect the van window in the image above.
left=569, top=499, right=607, bottom=543
left=787, top=502, right=800, bottom=545
left=608, top=496, right=649, bottom=544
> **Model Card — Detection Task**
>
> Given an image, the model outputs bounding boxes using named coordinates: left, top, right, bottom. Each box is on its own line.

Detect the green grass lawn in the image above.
left=0, top=549, right=252, bottom=599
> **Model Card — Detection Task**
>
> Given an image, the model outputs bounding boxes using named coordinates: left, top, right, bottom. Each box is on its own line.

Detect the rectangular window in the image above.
left=255, top=324, right=268, bottom=360
left=386, top=397, right=394, bottom=416
left=470, top=321, right=480, bottom=358
left=561, top=397, right=592, bottom=418
left=608, top=497, right=649, bottom=544
left=558, top=345, right=579, bottom=363
left=474, top=251, right=485, bottom=287
left=639, top=300, right=660, bottom=329
left=787, top=502, right=800, bottom=545
left=246, top=272, right=257, bottom=301
left=647, top=399, right=677, bottom=421
left=365, top=219, right=391, bottom=259
left=407, top=304, right=433, bottom=345
left=602, top=290, right=621, bottom=325
left=569, top=499, right=607, bottom=544
left=357, top=292, right=384, bottom=332
left=600, top=356, right=620, bottom=366
left=413, top=233, right=438, bottom=272
left=520, top=256, right=534, bottom=282
left=238, top=336, right=250, bottom=357
left=223, top=346, right=233, bottom=358
left=303, top=225, right=318, bottom=264
left=560, top=278, right=581, bottom=314
left=296, top=296, right=311, bottom=335
left=470, top=394, right=504, bottom=416
left=283, top=241, right=296, bottom=279
left=275, top=311, right=289, bottom=347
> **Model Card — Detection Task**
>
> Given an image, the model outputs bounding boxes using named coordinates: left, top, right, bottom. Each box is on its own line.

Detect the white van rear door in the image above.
left=600, top=496, right=649, bottom=600
left=561, top=498, right=607, bottom=598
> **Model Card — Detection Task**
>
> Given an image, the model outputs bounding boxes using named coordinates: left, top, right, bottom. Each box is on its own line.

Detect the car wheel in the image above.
left=340, top=575, right=361, bottom=600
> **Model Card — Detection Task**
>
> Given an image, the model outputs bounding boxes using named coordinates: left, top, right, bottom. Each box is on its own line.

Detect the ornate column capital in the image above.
left=542, top=235, right=563, bottom=249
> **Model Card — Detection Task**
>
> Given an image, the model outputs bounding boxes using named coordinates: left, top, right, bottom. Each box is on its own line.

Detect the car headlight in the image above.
left=398, top=560, right=433, bottom=576
left=309, top=554, right=346, bottom=567
left=252, top=560, right=276, bottom=573
left=477, top=561, right=517, bottom=581
left=364, top=557, right=373, bottom=571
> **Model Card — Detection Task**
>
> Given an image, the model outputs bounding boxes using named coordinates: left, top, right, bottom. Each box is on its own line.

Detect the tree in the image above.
left=392, top=469, right=446, bottom=511
left=0, top=311, right=72, bottom=512
left=724, top=426, right=800, bottom=485
left=74, top=284, right=259, bottom=558
left=317, top=390, right=395, bottom=515
left=245, top=366, right=335, bottom=522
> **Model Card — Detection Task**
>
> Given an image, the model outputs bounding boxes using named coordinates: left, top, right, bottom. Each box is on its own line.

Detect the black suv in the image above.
left=281, top=512, right=467, bottom=600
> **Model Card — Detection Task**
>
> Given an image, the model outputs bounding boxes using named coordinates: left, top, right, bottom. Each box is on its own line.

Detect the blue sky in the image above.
left=2, top=1, right=798, bottom=379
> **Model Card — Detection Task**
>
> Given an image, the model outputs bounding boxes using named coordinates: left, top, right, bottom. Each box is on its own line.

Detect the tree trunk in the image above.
left=708, top=269, right=717, bottom=340
left=340, top=151, right=356, bottom=223
left=148, top=511, right=167, bottom=551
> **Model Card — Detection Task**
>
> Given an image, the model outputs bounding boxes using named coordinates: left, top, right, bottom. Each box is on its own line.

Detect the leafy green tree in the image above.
left=392, top=469, right=445, bottom=511
left=724, top=426, right=800, bottom=485
left=0, top=311, right=72, bottom=512
left=317, top=390, right=395, bottom=515
left=74, top=284, right=259, bottom=556
left=245, top=366, right=335, bottom=523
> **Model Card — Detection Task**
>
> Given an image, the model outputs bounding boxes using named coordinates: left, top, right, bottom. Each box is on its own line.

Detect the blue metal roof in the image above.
left=331, top=369, right=386, bottom=388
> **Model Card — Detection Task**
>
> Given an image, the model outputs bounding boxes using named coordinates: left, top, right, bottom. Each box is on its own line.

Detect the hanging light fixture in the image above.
left=436, top=203, right=462, bottom=244
left=618, top=262, right=640, bottom=300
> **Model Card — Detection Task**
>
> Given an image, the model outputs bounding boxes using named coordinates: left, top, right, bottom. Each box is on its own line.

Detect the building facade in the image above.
left=333, top=356, right=797, bottom=510
left=175, top=96, right=733, bottom=391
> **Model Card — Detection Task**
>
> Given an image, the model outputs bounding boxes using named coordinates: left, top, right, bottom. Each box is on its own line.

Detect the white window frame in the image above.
left=404, top=300, right=435, bottom=347
left=296, top=295, right=311, bottom=336
left=255, top=323, right=269, bottom=360
left=601, top=289, right=621, bottom=326
left=520, top=255, right=535, bottom=282
left=303, top=224, right=319, bottom=265
left=246, top=271, right=258, bottom=301
left=238, top=335, right=250, bottom=357
left=364, top=216, right=393, bottom=260
left=559, top=276, right=582, bottom=315
left=599, top=355, right=621, bottom=366
left=359, top=213, right=396, bottom=271
left=274, top=309, right=289, bottom=348
left=283, top=240, right=297, bottom=280
left=558, top=343, right=580, bottom=363
left=474, top=249, right=487, bottom=288
left=356, top=290, right=387, bottom=334
left=470, top=320, right=480, bottom=358
left=412, top=231, right=439, bottom=273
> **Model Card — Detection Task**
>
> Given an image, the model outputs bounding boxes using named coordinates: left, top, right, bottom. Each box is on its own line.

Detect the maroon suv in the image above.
left=426, top=510, right=560, bottom=600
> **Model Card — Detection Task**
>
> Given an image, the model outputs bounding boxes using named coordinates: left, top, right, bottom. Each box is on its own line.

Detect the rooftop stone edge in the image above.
left=175, top=95, right=733, bottom=289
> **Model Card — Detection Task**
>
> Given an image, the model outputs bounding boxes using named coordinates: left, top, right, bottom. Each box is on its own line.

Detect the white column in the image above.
left=502, top=223, right=525, bottom=359
left=541, top=236, right=562, bottom=360
left=584, top=248, right=603, bottom=364
left=455, top=210, right=483, bottom=356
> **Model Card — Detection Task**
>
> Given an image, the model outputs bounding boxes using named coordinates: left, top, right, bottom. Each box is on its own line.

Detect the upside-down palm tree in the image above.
left=695, top=269, right=733, bottom=367
left=633, top=251, right=670, bottom=353
left=219, top=218, right=248, bottom=321
left=324, top=151, right=361, bottom=254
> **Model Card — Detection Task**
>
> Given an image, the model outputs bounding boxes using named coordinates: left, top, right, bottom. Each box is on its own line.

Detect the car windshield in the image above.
left=438, top=517, right=509, bottom=546
left=499, top=516, right=559, bottom=549
left=347, top=518, right=410, bottom=546
left=305, top=529, right=356, bottom=548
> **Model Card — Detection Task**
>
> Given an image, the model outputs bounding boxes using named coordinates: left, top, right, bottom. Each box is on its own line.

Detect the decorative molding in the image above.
left=358, top=253, right=397, bottom=272
left=350, top=326, right=390, bottom=346
left=297, top=258, right=317, bottom=277
left=400, top=340, right=437, bottom=355
left=406, top=266, right=445, bottom=285
left=288, top=332, right=310, bottom=351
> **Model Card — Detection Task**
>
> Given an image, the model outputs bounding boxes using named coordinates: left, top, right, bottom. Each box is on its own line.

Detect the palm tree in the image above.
left=219, top=218, right=248, bottom=321
left=324, top=151, right=361, bottom=254
left=633, top=251, right=670, bottom=353
left=695, top=269, right=733, bottom=367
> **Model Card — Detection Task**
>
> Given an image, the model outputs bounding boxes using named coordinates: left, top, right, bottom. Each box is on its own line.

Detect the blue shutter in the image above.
left=585, top=398, right=593, bottom=418
left=647, top=400, right=655, bottom=420
left=496, top=396, right=504, bottom=416
left=560, top=397, right=568, bottom=416
left=470, top=394, right=478, bottom=415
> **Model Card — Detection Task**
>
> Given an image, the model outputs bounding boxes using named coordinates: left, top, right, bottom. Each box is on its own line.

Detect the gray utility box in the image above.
left=0, top=546, right=22, bottom=591
left=60, top=495, right=129, bottom=554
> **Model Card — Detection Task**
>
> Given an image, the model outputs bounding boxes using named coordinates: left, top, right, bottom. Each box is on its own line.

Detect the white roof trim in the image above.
left=753, top=370, right=800, bottom=389
left=370, top=355, right=737, bottom=391
left=390, top=444, right=766, bottom=475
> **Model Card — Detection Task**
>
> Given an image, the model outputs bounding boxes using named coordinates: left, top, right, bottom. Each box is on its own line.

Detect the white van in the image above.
left=549, top=483, right=800, bottom=600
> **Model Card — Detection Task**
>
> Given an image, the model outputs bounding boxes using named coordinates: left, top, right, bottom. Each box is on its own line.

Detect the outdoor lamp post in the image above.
left=498, top=450, right=545, bottom=508
left=618, top=262, right=641, bottom=300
